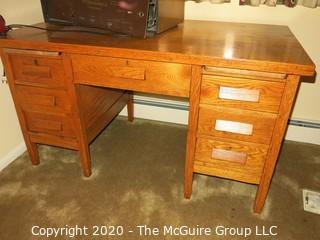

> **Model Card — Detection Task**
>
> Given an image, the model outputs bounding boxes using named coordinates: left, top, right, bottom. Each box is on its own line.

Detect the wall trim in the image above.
left=289, top=119, right=320, bottom=129
left=285, top=124, right=320, bottom=145
left=0, top=142, right=26, bottom=172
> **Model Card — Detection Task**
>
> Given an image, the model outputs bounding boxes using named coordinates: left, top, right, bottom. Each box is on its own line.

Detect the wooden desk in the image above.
left=0, top=20, right=315, bottom=213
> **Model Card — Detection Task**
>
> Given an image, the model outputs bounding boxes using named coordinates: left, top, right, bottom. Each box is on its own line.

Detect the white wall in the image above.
left=0, top=0, right=43, bottom=167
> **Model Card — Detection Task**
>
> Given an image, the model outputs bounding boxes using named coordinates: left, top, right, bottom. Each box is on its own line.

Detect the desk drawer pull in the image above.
left=30, top=119, right=63, bottom=132
left=219, top=86, right=260, bottom=102
left=212, top=148, right=247, bottom=165
left=25, top=112, right=76, bottom=137
left=110, top=66, right=146, bottom=80
left=215, top=119, right=253, bottom=136
left=21, top=66, right=52, bottom=78
left=27, top=94, right=57, bottom=107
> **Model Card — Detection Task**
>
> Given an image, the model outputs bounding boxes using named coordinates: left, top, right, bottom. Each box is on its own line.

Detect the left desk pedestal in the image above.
left=1, top=48, right=133, bottom=177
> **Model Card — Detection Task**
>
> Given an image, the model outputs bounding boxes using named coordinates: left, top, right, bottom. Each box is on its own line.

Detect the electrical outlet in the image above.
left=303, top=189, right=320, bottom=215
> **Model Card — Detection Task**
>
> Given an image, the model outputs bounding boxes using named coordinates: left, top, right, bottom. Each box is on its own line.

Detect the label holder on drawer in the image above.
left=215, top=119, right=254, bottom=136
left=211, top=148, right=247, bottom=165
left=219, top=86, right=260, bottom=102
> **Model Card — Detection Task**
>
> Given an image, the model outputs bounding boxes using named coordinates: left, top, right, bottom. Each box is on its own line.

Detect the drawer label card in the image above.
left=211, top=148, right=247, bottom=165
left=215, top=119, right=254, bottom=135
left=219, top=86, right=260, bottom=102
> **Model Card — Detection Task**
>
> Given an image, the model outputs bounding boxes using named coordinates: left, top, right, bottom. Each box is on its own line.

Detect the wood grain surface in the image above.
left=6, top=52, right=66, bottom=88
left=254, top=75, right=301, bottom=213
left=71, top=54, right=191, bottom=97
left=194, top=137, right=269, bottom=184
left=201, top=75, right=285, bottom=113
left=15, top=85, right=74, bottom=114
left=184, top=66, right=202, bottom=198
left=197, top=105, right=277, bottom=144
left=0, top=21, right=315, bottom=76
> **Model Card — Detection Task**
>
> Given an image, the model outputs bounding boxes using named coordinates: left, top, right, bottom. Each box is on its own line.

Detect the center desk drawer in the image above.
left=71, top=54, right=191, bottom=97
left=200, top=75, right=285, bottom=113
left=198, top=105, right=277, bottom=144
left=194, top=137, right=269, bottom=184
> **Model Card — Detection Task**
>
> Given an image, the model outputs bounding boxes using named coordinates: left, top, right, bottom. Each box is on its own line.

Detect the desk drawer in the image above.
left=16, top=85, right=73, bottom=114
left=25, top=112, right=76, bottom=138
left=200, top=75, right=285, bottom=113
left=71, top=54, right=191, bottom=97
left=198, top=105, right=277, bottom=144
left=6, top=50, right=66, bottom=88
left=194, top=137, right=269, bottom=184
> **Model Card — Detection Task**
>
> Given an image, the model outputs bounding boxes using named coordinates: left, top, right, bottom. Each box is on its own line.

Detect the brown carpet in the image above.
left=0, top=117, right=319, bottom=240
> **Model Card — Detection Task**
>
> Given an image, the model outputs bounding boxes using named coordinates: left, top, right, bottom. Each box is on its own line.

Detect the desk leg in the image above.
left=77, top=126, right=92, bottom=177
left=79, top=144, right=91, bottom=177
left=15, top=113, right=40, bottom=165
left=254, top=75, right=300, bottom=213
left=184, top=66, right=202, bottom=198
left=26, top=140, right=40, bottom=165
left=127, top=91, right=134, bottom=122
left=74, top=114, right=92, bottom=177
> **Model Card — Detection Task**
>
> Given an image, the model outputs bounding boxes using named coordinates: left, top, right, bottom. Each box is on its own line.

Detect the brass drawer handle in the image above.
left=219, top=86, right=260, bottom=102
left=212, top=148, right=247, bottom=165
left=215, top=119, right=253, bottom=135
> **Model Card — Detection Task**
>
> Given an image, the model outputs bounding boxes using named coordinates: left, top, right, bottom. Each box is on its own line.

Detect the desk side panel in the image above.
left=77, top=85, right=129, bottom=142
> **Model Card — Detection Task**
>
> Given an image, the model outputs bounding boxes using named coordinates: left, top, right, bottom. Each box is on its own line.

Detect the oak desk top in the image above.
left=0, top=20, right=315, bottom=76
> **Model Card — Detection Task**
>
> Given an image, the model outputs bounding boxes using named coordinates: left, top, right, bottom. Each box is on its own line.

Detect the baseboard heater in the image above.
left=134, top=95, right=320, bottom=129
left=133, top=95, right=189, bottom=111
left=288, top=120, right=320, bottom=129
